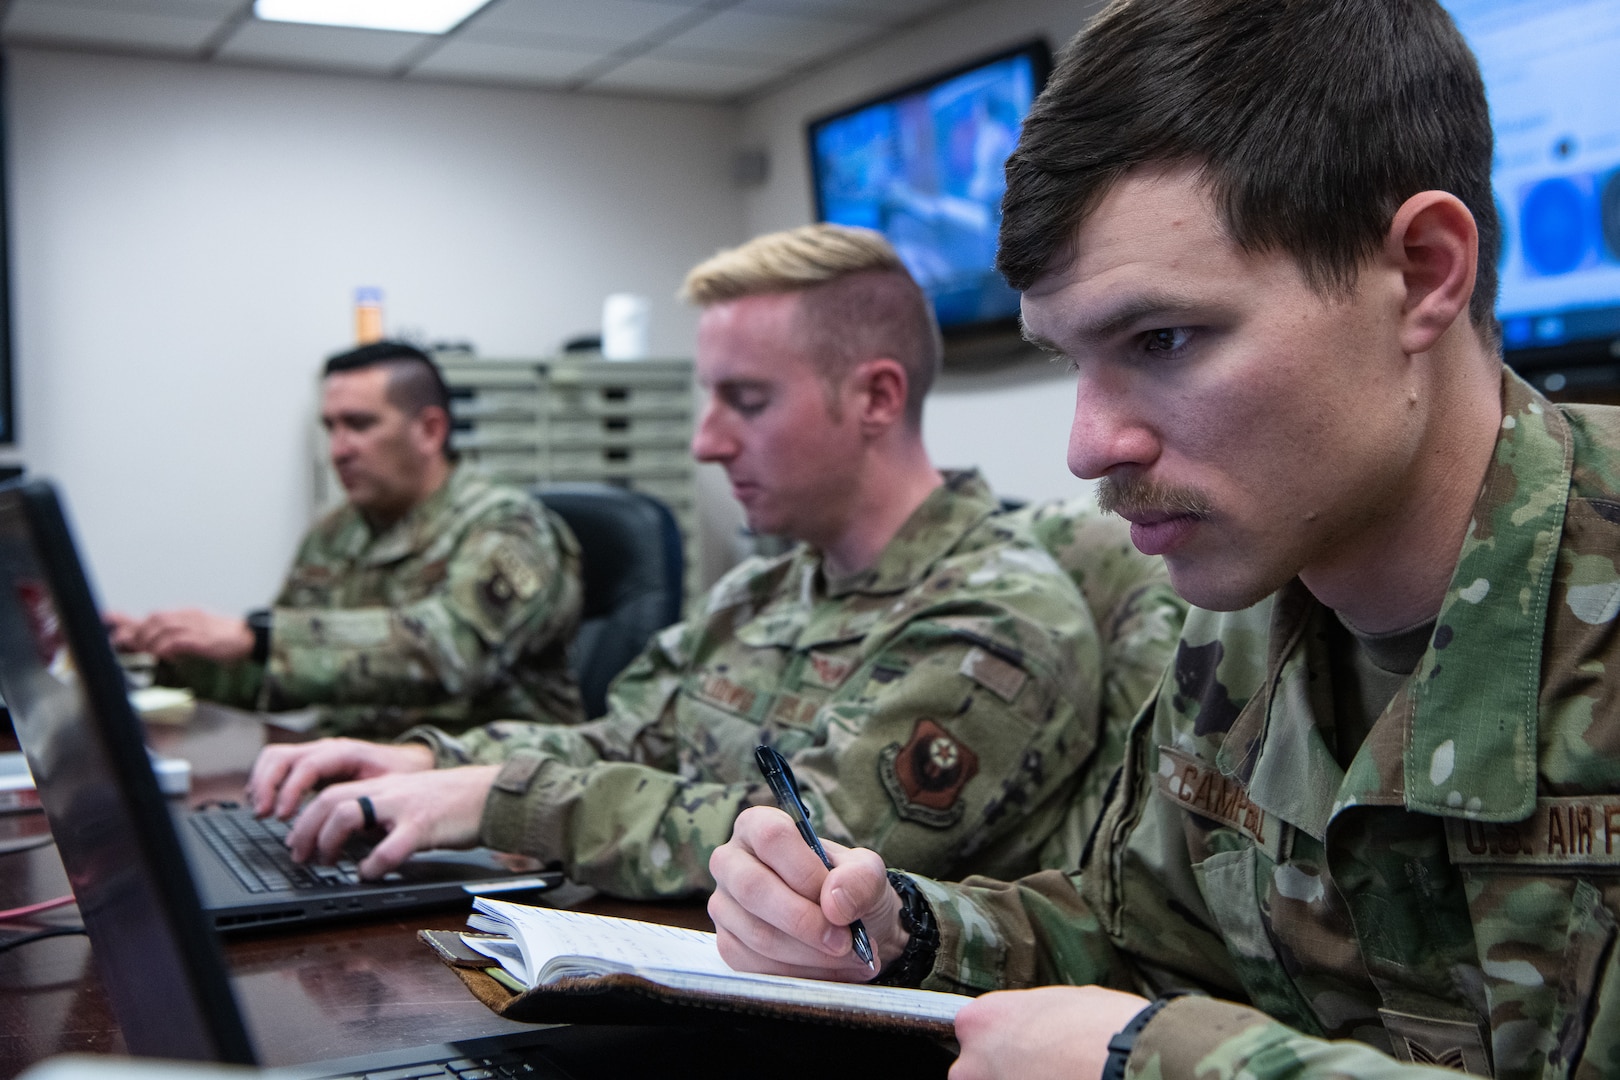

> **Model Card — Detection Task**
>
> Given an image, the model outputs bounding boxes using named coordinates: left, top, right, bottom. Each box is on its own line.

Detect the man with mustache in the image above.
left=112, top=342, right=585, bottom=737
left=705, top=1, right=1620, bottom=1077
left=243, top=225, right=1185, bottom=900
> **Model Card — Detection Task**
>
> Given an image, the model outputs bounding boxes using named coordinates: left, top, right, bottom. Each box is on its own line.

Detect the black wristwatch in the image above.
left=874, top=870, right=939, bottom=986
left=245, top=609, right=272, bottom=664
left=1100, top=996, right=1180, bottom=1080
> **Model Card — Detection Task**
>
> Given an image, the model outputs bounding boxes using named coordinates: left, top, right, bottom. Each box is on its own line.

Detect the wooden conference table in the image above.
left=0, top=705, right=954, bottom=1078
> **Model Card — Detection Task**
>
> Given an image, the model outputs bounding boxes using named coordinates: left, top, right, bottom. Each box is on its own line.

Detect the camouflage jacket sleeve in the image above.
left=471, top=614, right=741, bottom=897
left=1016, top=497, right=1185, bottom=736
left=1012, top=498, right=1186, bottom=863
left=160, top=652, right=264, bottom=710
left=402, top=621, right=694, bottom=770
left=1126, top=997, right=1469, bottom=1080
left=468, top=599, right=1099, bottom=900
left=260, top=510, right=575, bottom=713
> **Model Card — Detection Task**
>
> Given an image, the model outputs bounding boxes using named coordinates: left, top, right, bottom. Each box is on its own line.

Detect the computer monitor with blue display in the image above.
left=1442, top=0, right=1620, bottom=389
left=807, top=41, right=1050, bottom=337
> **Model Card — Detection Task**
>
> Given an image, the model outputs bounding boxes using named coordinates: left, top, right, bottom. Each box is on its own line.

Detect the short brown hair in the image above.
left=999, top=0, right=1499, bottom=348
left=683, top=224, right=942, bottom=425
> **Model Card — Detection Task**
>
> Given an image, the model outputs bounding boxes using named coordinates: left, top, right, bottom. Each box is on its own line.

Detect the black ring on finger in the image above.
left=357, top=794, right=378, bottom=831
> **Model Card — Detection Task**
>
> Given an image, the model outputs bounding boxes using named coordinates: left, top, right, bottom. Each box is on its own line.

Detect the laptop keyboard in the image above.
left=190, top=805, right=362, bottom=893
left=316, top=1049, right=554, bottom=1079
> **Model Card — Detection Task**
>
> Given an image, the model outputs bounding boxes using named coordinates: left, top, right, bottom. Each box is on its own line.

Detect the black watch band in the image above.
left=245, top=609, right=272, bottom=665
left=1100, top=996, right=1180, bottom=1080
left=874, top=870, right=939, bottom=987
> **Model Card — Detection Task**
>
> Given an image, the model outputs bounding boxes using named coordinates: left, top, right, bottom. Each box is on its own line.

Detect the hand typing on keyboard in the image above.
left=278, top=764, right=502, bottom=879
left=246, top=736, right=500, bottom=880
left=247, top=738, right=435, bottom=820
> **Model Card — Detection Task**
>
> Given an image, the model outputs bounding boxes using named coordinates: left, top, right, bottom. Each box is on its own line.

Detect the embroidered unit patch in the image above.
left=879, top=718, right=980, bottom=827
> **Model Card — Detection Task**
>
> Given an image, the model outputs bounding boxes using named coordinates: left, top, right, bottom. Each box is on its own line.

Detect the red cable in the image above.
left=0, top=893, right=77, bottom=922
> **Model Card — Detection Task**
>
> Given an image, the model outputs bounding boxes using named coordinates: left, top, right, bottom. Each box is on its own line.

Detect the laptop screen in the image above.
left=0, top=480, right=257, bottom=1065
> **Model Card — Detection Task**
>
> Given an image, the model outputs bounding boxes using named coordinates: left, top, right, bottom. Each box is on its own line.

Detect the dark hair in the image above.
left=323, top=341, right=457, bottom=460
left=998, top=0, right=1499, bottom=347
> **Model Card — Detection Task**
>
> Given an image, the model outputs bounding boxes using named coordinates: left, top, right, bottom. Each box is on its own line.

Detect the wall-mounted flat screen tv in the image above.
left=1441, top=0, right=1620, bottom=390
left=807, top=41, right=1051, bottom=337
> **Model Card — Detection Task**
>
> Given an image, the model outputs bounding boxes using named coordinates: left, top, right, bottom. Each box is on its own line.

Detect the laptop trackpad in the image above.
left=382, top=846, right=555, bottom=885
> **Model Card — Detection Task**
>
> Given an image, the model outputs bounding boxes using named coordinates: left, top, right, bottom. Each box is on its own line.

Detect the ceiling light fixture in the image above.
left=253, top=0, right=494, bottom=35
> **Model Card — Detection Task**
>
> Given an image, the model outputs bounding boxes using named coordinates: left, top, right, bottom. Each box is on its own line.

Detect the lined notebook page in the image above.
left=463, top=897, right=968, bottom=1025
left=469, top=899, right=734, bottom=976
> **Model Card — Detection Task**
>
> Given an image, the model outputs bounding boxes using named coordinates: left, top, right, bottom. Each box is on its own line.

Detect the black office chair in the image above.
left=534, top=483, right=685, bottom=719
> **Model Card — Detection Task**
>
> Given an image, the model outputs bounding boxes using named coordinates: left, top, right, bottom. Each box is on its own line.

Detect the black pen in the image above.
left=753, top=744, right=876, bottom=970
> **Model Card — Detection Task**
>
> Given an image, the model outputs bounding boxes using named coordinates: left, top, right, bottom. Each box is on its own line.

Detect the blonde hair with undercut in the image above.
left=682, top=224, right=942, bottom=427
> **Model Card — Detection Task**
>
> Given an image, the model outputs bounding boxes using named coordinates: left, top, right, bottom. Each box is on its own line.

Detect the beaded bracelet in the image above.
left=873, top=870, right=939, bottom=986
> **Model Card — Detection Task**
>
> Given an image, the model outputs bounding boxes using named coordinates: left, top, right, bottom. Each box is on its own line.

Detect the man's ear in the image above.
left=414, top=405, right=451, bottom=456
left=1384, top=190, right=1479, bottom=356
left=850, top=358, right=909, bottom=435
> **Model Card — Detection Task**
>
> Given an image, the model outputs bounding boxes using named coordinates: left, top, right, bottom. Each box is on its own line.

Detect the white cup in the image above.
left=601, top=293, right=651, bottom=361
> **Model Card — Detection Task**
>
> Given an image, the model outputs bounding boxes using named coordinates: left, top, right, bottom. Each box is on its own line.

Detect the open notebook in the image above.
left=421, top=897, right=967, bottom=1038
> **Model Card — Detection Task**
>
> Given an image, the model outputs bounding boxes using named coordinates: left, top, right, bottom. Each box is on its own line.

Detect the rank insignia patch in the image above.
left=879, top=718, right=979, bottom=827
left=481, top=571, right=516, bottom=614
left=803, top=650, right=855, bottom=690
left=488, top=544, right=541, bottom=602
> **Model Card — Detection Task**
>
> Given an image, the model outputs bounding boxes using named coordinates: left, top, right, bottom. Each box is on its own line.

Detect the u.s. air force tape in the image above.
left=1159, top=745, right=1620, bottom=871
left=1444, top=797, right=1620, bottom=868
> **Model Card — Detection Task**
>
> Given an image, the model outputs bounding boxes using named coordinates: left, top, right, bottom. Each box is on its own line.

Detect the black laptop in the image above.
left=0, top=478, right=953, bottom=1079
left=0, top=479, right=559, bottom=935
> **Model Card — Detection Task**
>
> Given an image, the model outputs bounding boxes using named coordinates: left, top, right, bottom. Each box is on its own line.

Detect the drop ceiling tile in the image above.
left=409, top=38, right=604, bottom=86
left=456, top=0, right=696, bottom=48
left=18, top=0, right=245, bottom=14
left=2, top=1, right=226, bottom=52
left=659, top=8, right=875, bottom=62
left=216, top=19, right=430, bottom=73
left=587, top=53, right=778, bottom=99
left=740, top=0, right=958, bottom=24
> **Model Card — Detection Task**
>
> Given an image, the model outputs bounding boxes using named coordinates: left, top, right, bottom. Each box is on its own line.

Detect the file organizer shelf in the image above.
left=443, top=355, right=700, bottom=606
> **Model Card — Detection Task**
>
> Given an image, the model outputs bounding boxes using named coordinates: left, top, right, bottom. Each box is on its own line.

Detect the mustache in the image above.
left=1096, top=476, right=1213, bottom=519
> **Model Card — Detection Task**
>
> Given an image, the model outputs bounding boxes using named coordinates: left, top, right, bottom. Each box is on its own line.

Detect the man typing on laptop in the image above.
left=244, top=225, right=1184, bottom=902
left=109, top=342, right=585, bottom=739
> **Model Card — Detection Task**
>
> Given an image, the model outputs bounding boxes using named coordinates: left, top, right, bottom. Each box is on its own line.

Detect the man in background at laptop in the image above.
left=246, top=225, right=1185, bottom=901
left=110, top=342, right=585, bottom=739
left=702, top=2, right=1620, bottom=1077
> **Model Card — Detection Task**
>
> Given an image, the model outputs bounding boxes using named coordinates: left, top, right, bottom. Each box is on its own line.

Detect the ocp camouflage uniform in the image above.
left=410, top=470, right=1183, bottom=899
left=1006, top=497, right=1189, bottom=858
left=898, top=371, right=1620, bottom=1078
left=171, top=465, right=584, bottom=738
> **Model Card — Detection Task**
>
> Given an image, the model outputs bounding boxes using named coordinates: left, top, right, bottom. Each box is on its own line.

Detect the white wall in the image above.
left=7, top=0, right=1111, bottom=618
left=738, top=0, right=1106, bottom=506
left=6, top=48, right=744, bottom=614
